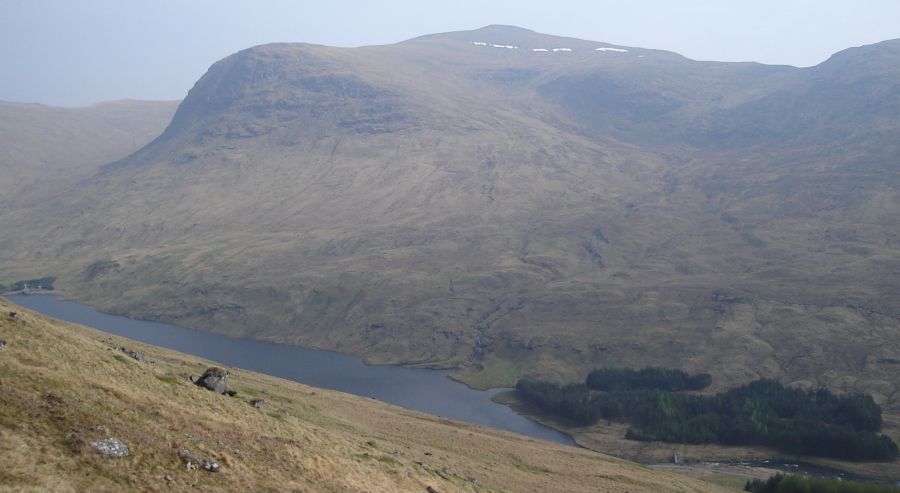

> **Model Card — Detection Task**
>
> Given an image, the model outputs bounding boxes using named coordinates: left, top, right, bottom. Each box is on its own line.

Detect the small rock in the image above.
left=117, top=347, right=145, bottom=362
left=163, top=474, right=173, bottom=482
left=250, top=399, right=265, bottom=409
left=224, top=389, right=238, bottom=397
left=424, top=451, right=432, bottom=456
left=177, top=449, right=220, bottom=473
left=0, top=339, right=6, bottom=350
left=43, top=393, right=64, bottom=406
left=194, top=367, right=230, bottom=394
left=8, top=312, right=20, bottom=319
left=426, top=487, right=440, bottom=493
left=90, top=437, right=129, bottom=458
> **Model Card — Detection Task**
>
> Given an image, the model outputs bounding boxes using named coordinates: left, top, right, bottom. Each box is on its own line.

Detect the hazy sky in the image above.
left=3, top=0, right=899, bottom=106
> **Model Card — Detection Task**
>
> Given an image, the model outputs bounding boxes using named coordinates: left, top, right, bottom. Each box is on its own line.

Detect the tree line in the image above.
left=515, top=368, right=898, bottom=462
left=744, top=473, right=900, bottom=493
left=585, top=366, right=711, bottom=391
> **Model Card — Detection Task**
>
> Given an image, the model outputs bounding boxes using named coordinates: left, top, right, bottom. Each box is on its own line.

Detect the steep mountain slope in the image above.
left=0, top=297, right=730, bottom=492
left=1, top=26, right=898, bottom=419
left=0, top=99, right=179, bottom=196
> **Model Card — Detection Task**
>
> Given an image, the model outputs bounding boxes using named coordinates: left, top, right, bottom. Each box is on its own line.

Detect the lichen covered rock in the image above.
left=90, top=437, right=129, bottom=458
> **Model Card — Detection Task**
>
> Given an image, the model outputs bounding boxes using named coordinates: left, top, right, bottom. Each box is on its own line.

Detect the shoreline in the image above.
left=4, top=293, right=574, bottom=447
left=1, top=289, right=56, bottom=297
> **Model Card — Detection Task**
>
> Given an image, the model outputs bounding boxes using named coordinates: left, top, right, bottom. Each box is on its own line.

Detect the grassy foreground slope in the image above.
left=0, top=297, right=729, bottom=493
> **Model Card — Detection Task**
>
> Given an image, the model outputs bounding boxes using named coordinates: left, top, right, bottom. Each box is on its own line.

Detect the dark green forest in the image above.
left=585, top=367, right=711, bottom=391
left=744, top=473, right=900, bottom=493
left=516, top=369, right=898, bottom=461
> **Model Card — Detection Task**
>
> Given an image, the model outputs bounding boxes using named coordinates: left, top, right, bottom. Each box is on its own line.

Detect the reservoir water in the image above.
left=8, top=294, right=572, bottom=446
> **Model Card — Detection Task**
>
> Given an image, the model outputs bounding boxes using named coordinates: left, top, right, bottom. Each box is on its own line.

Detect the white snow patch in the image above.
left=595, top=47, right=628, bottom=52
left=552, top=48, right=572, bottom=52
left=471, top=42, right=518, bottom=49
left=532, top=48, right=549, bottom=52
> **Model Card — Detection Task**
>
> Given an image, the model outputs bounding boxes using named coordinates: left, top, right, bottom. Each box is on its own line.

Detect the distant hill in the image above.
left=0, top=297, right=729, bottom=492
left=0, top=99, right=179, bottom=198
left=1, top=26, right=898, bottom=423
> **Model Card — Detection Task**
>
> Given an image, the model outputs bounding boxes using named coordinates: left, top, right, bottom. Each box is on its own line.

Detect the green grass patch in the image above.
left=155, top=375, right=178, bottom=385
left=449, top=355, right=520, bottom=390
left=353, top=452, right=400, bottom=466
left=490, top=390, right=520, bottom=406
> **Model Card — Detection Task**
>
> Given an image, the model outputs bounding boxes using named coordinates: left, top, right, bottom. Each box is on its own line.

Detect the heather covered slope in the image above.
left=0, top=297, right=730, bottom=492
left=0, top=26, right=898, bottom=417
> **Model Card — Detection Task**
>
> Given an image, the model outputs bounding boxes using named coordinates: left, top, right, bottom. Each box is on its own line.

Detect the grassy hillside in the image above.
left=0, top=297, right=730, bottom=492
left=0, top=25, right=898, bottom=433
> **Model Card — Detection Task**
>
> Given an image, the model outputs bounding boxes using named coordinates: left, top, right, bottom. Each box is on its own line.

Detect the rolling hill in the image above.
left=1, top=25, right=898, bottom=423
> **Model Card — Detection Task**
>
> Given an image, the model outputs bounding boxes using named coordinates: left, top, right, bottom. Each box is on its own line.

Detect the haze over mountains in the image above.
left=2, top=25, right=899, bottom=415
left=0, top=100, right=178, bottom=196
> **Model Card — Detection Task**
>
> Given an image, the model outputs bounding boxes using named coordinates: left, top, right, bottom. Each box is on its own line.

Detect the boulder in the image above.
left=250, top=399, right=265, bottom=409
left=90, top=437, right=129, bottom=458
left=194, top=367, right=229, bottom=394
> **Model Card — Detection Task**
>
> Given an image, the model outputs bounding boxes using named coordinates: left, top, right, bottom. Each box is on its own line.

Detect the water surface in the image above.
left=8, top=294, right=572, bottom=445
